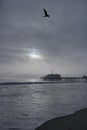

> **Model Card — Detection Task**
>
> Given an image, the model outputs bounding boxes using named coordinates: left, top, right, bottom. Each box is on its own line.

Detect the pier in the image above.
left=61, top=76, right=87, bottom=82
left=41, top=74, right=87, bottom=82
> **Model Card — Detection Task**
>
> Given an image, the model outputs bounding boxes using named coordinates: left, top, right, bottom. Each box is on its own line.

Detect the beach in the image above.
left=35, top=108, right=87, bottom=130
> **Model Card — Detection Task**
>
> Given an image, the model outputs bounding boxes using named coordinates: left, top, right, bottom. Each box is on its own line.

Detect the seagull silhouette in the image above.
left=43, top=8, right=50, bottom=17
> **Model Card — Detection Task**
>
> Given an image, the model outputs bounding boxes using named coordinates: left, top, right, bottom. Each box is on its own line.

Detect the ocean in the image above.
left=0, top=82, right=87, bottom=130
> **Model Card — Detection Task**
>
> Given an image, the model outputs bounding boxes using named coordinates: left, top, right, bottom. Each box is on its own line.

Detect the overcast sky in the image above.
left=0, top=0, right=87, bottom=81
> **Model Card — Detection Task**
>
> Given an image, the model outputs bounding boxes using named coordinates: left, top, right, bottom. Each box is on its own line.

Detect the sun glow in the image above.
left=28, top=49, right=42, bottom=59
left=29, top=53, right=41, bottom=59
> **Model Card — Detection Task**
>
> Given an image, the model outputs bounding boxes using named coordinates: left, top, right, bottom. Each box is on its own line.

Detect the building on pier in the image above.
left=41, top=74, right=61, bottom=81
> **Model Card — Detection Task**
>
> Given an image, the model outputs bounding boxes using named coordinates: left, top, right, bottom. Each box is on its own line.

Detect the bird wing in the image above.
left=43, top=8, right=48, bottom=16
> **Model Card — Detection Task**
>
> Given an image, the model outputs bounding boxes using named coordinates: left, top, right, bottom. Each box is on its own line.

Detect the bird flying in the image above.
left=43, top=8, right=50, bottom=17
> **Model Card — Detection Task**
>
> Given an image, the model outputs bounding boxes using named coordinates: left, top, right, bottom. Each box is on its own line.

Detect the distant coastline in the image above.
left=0, top=80, right=87, bottom=85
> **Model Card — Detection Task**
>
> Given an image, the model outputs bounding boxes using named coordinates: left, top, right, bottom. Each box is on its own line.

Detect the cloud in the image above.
left=0, top=0, right=87, bottom=80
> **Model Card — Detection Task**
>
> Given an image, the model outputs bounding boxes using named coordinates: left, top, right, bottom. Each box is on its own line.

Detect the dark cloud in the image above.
left=0, top=0, right=87, bottom=81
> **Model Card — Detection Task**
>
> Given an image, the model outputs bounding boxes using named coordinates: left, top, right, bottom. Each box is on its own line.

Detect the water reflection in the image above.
left=0, top=83, right=87, bottom=129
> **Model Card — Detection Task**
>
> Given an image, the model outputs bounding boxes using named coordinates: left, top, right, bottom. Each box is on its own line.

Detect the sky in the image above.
left=0, top=0, right=87, bottom=81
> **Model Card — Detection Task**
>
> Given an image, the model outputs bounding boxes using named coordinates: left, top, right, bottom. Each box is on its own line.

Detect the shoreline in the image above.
left=35, top=108, right=87, bottom=130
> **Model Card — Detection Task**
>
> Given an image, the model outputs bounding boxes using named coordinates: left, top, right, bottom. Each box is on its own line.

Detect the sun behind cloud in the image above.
left=28, top=49, right=43, bottom=59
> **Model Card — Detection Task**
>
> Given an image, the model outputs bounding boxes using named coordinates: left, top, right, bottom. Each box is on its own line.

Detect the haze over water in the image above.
left=0, top=82, right=87, bottom=130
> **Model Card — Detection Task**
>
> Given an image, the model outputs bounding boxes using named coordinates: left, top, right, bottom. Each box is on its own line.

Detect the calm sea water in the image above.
left=0, top=82, right=87, bottom=130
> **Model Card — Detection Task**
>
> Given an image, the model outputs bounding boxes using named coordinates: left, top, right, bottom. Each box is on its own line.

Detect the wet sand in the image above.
left=35, top=108, right=87, bottom=130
